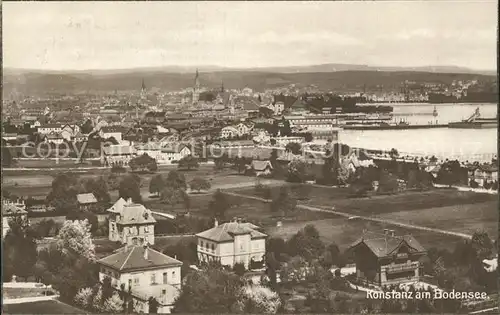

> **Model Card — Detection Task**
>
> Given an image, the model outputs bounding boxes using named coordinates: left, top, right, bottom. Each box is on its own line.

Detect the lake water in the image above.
left=340, top=103, right=497, bottom=162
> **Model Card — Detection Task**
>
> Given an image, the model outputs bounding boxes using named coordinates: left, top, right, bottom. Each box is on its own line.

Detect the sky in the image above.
left=3, top=1, right=498, bottom=71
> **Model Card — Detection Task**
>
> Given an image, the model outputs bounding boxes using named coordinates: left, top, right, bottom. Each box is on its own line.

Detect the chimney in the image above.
left=384, top=229, right=389, bottom=236
left=390, top=230, right=395, bottom=237
left=127, top=198, right=132, bottom=205
left=214, top=218, right=218, bottom=227
left=143, top=245, right=149, bottom=260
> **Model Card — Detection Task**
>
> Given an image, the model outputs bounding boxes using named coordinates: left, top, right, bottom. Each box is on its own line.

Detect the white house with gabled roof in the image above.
left=97, top=245, right=182, bottom=314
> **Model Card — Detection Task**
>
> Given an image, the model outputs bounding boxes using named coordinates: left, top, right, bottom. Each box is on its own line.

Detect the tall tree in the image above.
left=46, top=172, right=82, bottom=213
left=270, top=186, right=296, bottom=217
left=84, top=177, right=110, bottom=203
left=378, top=170, right=399, bottom=194
left=285, top=142, right=302, bottom=155
left=166, top=170, right=187, bottom=190
left=1, top=146, right=13, bottom=167
left=118, top=174, right=142, bottom=203
left=56, top=219, right=96, bottom=261
left=160, top=186, right=189, bottom=208
left=178, top=155, right=199, bottom=170
left=172, top=266, right=244, bottom=313
left=286, top=159, right=307, bottom=183
left=3, top=217, right=38, bottom=281
left=149, top=174, right=166, bottom=196
left=208, top=189, right=230, bottom=221
left=286, top=225, right=325, bottom=261
left=471, top=231, right=493, bottom=259
left=270, top=149, right=278, bottom=167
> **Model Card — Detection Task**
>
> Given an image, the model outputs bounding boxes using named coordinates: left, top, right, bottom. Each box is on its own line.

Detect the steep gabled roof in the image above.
left=107, top=197, right=127, bottom=213
left=117, top=204, right=157, bottom=226
left=98, top=246, right=182, bottom=272
left=348, top=232, right=426, bottom=258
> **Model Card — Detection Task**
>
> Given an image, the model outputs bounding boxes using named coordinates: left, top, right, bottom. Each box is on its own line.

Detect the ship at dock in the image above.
left=448, top=107, right=498, bottom=129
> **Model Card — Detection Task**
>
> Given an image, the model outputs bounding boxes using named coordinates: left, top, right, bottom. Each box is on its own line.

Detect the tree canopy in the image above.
left=270, top=186, right=296, bottom=217
left=285, top=142, right=302, bottom=155
left=190, top=177, right=211, bottom=193
left=178, top=155, right=200, bottom=170
left=208, top=189, right=230, bottom=221
left=129, top=153, right=157, bottom=173
left=118, top=174, right=142, bottom=203
left=149, top=174, right=166, bottom=196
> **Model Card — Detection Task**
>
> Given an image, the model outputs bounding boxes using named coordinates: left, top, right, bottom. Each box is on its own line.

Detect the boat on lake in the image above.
left=448, top=107, right=498, bottom=129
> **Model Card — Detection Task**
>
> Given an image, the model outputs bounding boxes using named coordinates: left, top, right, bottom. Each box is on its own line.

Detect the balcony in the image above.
left=383, top=262, right=419, bottom=274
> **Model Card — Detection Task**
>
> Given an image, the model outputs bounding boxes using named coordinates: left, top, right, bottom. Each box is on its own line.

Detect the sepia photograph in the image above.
left=1, top=1, right=498, bottom=314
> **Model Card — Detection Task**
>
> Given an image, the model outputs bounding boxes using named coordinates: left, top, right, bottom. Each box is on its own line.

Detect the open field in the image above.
left=266, top=215, right=468, bottom=251
left=376, top=201, right=498, bottom=238
left=148, top=192, right=334, bottom=228
left=3, top=164, right=270, bottom=199
left=297, top=187, right=496, bottom=216
left=234, top=183, right=352, bottom=201
left=3, top=300, right=84, bottom=314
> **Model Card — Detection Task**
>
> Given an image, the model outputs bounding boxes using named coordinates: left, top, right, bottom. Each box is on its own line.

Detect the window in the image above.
left=134, top=277, right=139, bottom=286
left=162, top=289, right=166, bottom=296
left=151, top=273, right=156, bottom=284
left=211, top=244, right=215, bottom=251
left=172, top=271, right=176, bottom=278
left=163, top=272, right=168, bottom=284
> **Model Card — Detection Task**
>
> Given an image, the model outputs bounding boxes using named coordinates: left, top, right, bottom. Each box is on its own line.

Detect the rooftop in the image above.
left=77, top=193, right=98, bottom=204
left=116, top=203, right=157, bottom=226
left=348, top=231, right=426, bottom=258
left=98, top=245, right=182, bottom=272
left=196, top=221, right=267, bottom=242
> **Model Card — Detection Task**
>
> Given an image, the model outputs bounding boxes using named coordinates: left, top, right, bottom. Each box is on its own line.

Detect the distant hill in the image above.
left=4, top=63, right=495, bottom=76
left=2, top=66, right=497, bottom=96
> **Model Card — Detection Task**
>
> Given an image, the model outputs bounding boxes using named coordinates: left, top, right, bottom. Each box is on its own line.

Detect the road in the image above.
left=224, top=191, right=472, bottom=239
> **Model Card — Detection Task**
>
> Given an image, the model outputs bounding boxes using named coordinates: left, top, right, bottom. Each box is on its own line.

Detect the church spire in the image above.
left=221, top=81, right=224, bottom=93
left=141, top=79, right=146, bottom=92
left=194, top=69, right=200, bottom=88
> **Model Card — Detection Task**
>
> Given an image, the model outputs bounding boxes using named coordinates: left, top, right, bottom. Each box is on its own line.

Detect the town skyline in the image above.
left=3, top=1, right=497, bottom=71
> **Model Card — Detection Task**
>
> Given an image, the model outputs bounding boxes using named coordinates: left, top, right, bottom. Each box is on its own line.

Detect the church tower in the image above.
left=137, top=79, right=146, bottom=120
left=193, top=69, right=200, bottom=104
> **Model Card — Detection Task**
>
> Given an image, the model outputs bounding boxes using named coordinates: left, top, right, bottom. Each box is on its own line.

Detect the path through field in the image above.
left=223, top=191, right=472, bottom=239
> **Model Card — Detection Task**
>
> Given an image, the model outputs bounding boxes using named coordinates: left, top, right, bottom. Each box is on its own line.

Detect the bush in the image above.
left=469, top=179, right=479, bottom=188
left=111, top=165, right=126, bottom=173
left=233, top=262, right=246, bottom=276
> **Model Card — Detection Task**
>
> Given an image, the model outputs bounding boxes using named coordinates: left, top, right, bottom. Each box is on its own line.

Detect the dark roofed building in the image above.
left=77, top=193, right=98, bottom=210
left=347, top=230, right=426, bottom=287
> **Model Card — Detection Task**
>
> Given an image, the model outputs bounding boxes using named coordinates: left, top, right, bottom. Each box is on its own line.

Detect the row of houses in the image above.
left=103, top=142, right=192, bottom=166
